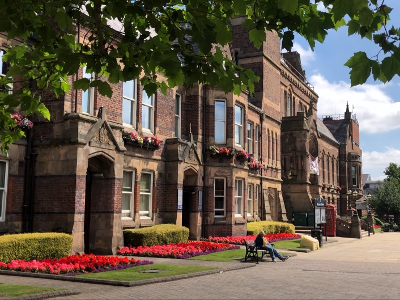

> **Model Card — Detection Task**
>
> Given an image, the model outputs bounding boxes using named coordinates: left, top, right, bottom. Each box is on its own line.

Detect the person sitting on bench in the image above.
left=255, top=230, right=289, bottom=262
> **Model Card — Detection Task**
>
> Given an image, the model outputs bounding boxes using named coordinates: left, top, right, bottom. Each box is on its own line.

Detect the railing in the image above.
left=360, top=219, right=371, bottom=236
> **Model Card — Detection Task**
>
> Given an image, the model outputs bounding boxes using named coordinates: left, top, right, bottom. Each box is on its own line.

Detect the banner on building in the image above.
left=309, top=154, right=319, bottom=175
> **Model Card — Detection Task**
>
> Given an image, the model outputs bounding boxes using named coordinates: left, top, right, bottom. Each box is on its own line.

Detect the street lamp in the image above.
left=346, top=189, right=352, bottom=216
left=366, top=193, right=372, bottom=214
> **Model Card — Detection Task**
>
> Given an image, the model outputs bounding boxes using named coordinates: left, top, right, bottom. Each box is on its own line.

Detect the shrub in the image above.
left=247, top=221, right=295, bottom=235
left=0, top=232, right=73, bottom=263
left=123, top=224, right=189, bottom=247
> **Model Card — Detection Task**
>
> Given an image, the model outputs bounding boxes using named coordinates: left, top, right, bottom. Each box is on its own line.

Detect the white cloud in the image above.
left=310, top=73, right=400, bottom=134
left=362, top=147, right=400, bottom=180
left=291, top=42, right=316, bottom=66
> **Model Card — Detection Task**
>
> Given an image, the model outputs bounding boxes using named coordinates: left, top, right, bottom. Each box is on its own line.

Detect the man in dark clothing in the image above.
left=255, top=230, right=289, bottom=262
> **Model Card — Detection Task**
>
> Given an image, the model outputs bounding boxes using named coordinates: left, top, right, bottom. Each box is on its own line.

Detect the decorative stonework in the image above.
left=91, top=124, right=114, bottom=145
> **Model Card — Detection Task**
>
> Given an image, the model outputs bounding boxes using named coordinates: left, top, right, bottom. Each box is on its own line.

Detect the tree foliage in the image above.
left=0, top=0, right=398, bottom=151
left=384, top=162, right=400, bottom=182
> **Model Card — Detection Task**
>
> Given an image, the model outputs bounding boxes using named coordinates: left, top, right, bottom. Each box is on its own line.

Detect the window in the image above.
left=0, top=50, right=11, bottom=94
left=82, top=66, right=94, bottom=115
left=235, top=105, right=244, bottom=146
left=142, top=90, right=154, bottom=132
left=247, top=184, right=253, bottom=217
left=215, top=100, right=226, bottom=144
left=352, top=166, right=357, bottom=186
left=255, top=125, right=259, bottom=160
left=122, top=170, right=135, bottom=219
left=175, top=93, right=181, bottom=138
left=122, top=80, right=136, bottom=127
left=298, top=102, right=303, bottom=112
left=327, top=157, right=330, bottom=183
left=235, top=179, right=244, bottom=217
left=247, top=122, right=253, bottom=154
left=267, top=130, right=271, bottom=160
left=286, top=93, right=291, bottom=116
left=214, top=178, right=225, bottom=217
left=140, top=172, right=152, bottom=218
left=275, top=132, right=278, bottom=163
left=255, top=184, right=260, bottom=217
left=0, top=161, right=8, bottom=221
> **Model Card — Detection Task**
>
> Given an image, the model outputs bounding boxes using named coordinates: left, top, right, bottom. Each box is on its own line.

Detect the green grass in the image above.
left=272, top=238, right=303, bottom=250
left=0, top=284, right=63, bottom=297
left=188, top=249, right=291, bottom=262
left=77, top=264, right=216, bottom=281
left=375, top=227, right=381, bottom=233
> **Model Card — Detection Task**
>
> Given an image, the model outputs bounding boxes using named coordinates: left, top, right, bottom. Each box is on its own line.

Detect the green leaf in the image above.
left=249, top=28, right=266, bottom=49
left=37, top=103, right=50, bottom=120
left=90, top=80, right=113, bottom=98
left=358, top=7, right=374, bottom=27
left=54, top=11, right=71, bottom=29
left=331, top=0, right=368, bottom=22
left=347, top=20, right=360, bottom=36
left=143, top=82, right=158, bottom=97
left=277, top=0, right=298, bottom=15
left=381, top=55, right=400, bottom=81
left=344, top=51, right=372, bottom=86
left=73, top=78, right=90, bottom=91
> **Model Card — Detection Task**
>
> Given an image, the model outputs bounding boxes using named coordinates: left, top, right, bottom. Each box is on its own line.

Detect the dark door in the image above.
left=84, top=171, right=92, bottom=253
left=182, top=190, right=191, bottom=229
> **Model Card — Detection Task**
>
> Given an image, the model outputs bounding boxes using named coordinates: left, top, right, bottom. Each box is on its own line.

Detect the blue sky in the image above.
left=290, top=0, right=400, bottom=181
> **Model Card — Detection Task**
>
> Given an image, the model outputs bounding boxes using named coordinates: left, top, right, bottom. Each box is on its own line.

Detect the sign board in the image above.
left=313, top=197, right=326, bottom=225
left=177, top=189, right=183, bottom=210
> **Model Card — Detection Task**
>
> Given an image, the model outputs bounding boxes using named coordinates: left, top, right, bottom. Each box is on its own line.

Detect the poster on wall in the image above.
left=309, top=154, right=319, bottom=175
left=177, top=189, right=182, bottom=210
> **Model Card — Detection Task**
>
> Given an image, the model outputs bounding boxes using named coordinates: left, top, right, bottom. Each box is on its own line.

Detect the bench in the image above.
left=244, top=239, right=275, bottom=264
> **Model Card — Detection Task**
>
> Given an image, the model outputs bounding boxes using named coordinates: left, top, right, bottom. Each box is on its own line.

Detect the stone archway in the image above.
left=182, top=167, right=199, bottom=240
left=85, top=152, right=119, bottom=254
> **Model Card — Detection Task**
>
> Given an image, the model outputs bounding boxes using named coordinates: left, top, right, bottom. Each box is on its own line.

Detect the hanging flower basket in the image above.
left=123, top=132, right=162, bottom=149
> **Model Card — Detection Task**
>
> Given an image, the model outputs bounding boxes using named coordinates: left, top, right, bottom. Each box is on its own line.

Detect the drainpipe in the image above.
left=201, top=84, right=207, bottom=238
left=22, top=122, right=35, bottom=233
left=260, top=113, right=264, bottom=220
left=74, top=22, right=80, bottom=113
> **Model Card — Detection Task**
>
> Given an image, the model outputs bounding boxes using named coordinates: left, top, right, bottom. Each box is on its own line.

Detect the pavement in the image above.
left=0, top=232, right=400, bottom=299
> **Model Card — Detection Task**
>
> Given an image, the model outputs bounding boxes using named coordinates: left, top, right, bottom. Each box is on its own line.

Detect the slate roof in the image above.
left=316, top=119, right=339, bottom=144
left=323, top=121, right=348, bottom=144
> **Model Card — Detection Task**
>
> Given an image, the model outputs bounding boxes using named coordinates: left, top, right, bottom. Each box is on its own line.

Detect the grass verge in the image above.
left=77, top=264, right=216, bottom=281
left=0, top=284, right=64, bottom=297
left=188, top=249, right=291, bottom=262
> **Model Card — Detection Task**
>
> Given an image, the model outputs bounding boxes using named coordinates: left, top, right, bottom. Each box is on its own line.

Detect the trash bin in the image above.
left=311, top=229, right=323, bottom=247
left=294, top=213, right=307, bottom=226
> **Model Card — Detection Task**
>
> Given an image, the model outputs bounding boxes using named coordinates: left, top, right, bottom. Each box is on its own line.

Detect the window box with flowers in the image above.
left=11, top=113, right=33, bottom=130
left=236, top=150, right=251, bottom=162
left=209, top=145, right=236, bottom=157
left=248, top=159, right=263, bottom=170
left=123, top=132, right=162, bottom=149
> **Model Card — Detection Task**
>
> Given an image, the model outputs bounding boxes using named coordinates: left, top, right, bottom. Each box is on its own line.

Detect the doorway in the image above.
left=182, top=168, right=198, bottom=239
left=84, top=170, right=92, bottom=253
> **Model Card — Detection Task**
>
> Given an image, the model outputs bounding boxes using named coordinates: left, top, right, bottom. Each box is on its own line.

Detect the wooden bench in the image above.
left=244, top=239, right=275, bottom=264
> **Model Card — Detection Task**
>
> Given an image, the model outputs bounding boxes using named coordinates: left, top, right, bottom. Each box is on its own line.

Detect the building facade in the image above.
left=0, top=19, right=362, bottom=254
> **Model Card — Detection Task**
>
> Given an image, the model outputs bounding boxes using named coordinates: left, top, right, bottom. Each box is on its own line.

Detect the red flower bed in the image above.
left=0, top=254, right=152, bottom=275
left=374, top=224, right=381, bottom=229
left=118, top=241, right=239, bottom=259
left=207, top=233, right=301, bottom=245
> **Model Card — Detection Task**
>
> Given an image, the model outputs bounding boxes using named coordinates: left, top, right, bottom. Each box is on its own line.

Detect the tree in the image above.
left=0, top=0, right=397, bottom=151
left=384, top=162, right=400, bottom=182
left=370, top=178, right=400, bottom=223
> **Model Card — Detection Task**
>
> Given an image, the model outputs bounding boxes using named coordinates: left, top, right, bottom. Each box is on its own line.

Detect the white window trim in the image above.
left=215, top=99, right=226, bottom=144
left=139, top=172, right=153, bottom=219
left=214, top=177, right=226, bottom=217
left=247, top=122, right=253, bottom=154
left=255, top=125, right=259, bottom=160
left=235, top=105, right=244, bottom=147
left=123, top=79, right=137, bottom=128
left=0, top=160, right=8, bottom=222
left=142, top=91, right=155, bottom=133
left=175, top=93, right=181, bottom=138
left=235, top=179, right=244, bottom=217
left=247, top=184, right=253, bottom=217
left=122, top=170, right=135, bottom=220
left=287, top=93, right=291, bottom=116
left=255, top=184, right=260, bottom=217
left=82, top=66, right=94, bottom=115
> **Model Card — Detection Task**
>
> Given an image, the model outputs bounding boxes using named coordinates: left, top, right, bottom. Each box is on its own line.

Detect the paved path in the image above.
left=1, top=232, right=400, bottom=299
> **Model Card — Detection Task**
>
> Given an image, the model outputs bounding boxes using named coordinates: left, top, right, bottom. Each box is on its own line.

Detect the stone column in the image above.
left=350, top=211, right=361, bottom=238
left=366, top=212, right=375, bottom=235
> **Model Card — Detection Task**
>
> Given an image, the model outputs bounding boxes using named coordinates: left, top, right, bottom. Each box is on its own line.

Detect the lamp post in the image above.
left=366, top=193, right=372, bottom=214
left=346, top=189, right=352, bottom=216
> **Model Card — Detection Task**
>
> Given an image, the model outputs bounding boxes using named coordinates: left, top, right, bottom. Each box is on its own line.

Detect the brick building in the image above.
left=0, top=17, right=362, bottom=254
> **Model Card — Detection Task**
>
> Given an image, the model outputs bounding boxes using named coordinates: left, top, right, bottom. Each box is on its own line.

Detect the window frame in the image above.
left=0, top=50, right=12, bottom=94
left=139, top=172, right=153, bottom=219
left=122, top=170, right=135, bottom=220
left=247, top=184, right=253, bottom=217
left=235, top=178, right=244, bottom=217
left=82, top=65, right=95, bottom=115
left=214, top=99, right=226, bottom=144
left=175, top=93, right=181, bottom=138
left=286, top=93, right=291, bottom=116
left=235, top=104, right=244, bottom=147
left=0, top=160, right=8, bottom=222
left=141, top=90, right=155, bottom=133
left=214, top=177, right=226, bottom=217
left=247, top=122, right=253, bottom=154
left=352, top=165, right=357, bottom=187
left=122, top=79, right=137, bottom=128
left=255, top=125, right=259, bottom=160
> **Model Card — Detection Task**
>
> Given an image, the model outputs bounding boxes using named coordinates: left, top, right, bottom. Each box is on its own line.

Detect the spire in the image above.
left=345, top=101, right=351, bottom=121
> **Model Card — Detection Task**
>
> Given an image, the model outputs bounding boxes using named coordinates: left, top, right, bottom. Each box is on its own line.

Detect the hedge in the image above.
left=123, top=224, right=189, bottom=247
left=0, top=232, right=73, bottom=263
left=247, top=221, right=295, bottom=235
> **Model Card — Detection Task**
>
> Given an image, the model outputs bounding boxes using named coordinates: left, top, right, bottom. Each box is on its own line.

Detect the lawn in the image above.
left=273, top=238, right=303, bottom=250
left=188, top=248, right=291, bottom=262
left=0, top=284, right=64, bottom=297
left=77, top=264, right=216, bottom=281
